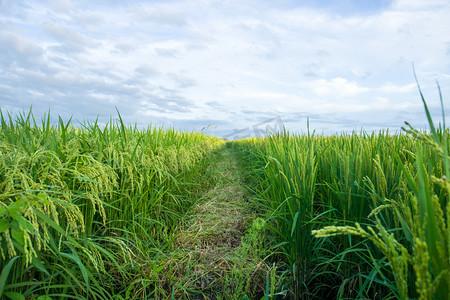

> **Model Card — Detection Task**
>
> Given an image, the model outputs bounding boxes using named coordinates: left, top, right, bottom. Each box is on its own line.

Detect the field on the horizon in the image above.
left=0, top=100, right=448, bottom=299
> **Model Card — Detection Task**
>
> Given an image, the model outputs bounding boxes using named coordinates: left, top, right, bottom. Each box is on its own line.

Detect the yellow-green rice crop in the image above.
left=232, top=86, right=448, bottom=299
left=2, top=83, right=448, bottom=299
left=0, top=109, right=223, bottom=299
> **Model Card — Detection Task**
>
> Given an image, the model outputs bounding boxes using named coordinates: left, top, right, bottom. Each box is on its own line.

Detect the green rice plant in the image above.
left=232, top=116, right=437, bottom=298
left=234, top=133, right=405, bottom=297
left=262, top=133, right=318, bottom=298
left=0, top=108, right=222, bottom=298
left=313, top=84, right=449, bottom=299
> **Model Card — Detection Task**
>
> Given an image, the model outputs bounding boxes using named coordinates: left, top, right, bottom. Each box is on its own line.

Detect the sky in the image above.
left=1, top=0, right=450, bottom=138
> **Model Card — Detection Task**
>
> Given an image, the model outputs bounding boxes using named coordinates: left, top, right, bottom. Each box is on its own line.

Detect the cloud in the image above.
left=0, top=0, right=449, bottom=135
left=155, top=47, right=179, bottom=58
left=0, top=31, right=44, bottom=69
left=392, top=0, right=448, bottom=10
left=43, top=22, right=101, bottom=53
left=305, top=78, right=371, bottom=97
left=378, top=83, right=416, bottom=93
left=135, top=5, right=187, bottom=27
left=47, top=0, right=75, bottom=12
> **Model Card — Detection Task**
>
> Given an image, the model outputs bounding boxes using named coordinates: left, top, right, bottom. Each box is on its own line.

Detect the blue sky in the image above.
left=1, top=0, right=449, bottom=137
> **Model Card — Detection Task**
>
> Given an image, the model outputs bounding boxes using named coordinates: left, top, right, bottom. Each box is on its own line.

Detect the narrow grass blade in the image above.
left=0, top=256, right=20, bottom=297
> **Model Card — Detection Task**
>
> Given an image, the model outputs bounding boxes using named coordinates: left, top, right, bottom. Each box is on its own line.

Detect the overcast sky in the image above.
left=1, top=0, right=449, bottom=137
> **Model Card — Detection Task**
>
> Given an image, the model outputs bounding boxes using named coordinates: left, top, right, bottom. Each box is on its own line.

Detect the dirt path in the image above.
left=169, top=143, right=266, bottom=299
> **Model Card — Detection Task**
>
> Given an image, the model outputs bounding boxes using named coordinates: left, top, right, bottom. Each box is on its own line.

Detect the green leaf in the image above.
left=393, top=207, right=413, bottom=245
left=31, top=256, right=50, bottom=276
left=0, top=218, right=10, bottom=233
left=36, top=193, right=51, bottom=205
left=10, top=222, right=24, bottom=246
left=60, top=252, right=90, bottom=296
left=4, top=291, right=25, bottom=300
left=413, top=66, right=438, bottom=142
left=125, top=283, right=134, bottom=299
left=37, top=295, right=53, bottom=300
left=291, top=211, right=299, bottom=237
left=0, top=256, right=20, bottom=297
left=12, top=215, right=34, bottom=232
left=7, top=203, right=20, bottom=218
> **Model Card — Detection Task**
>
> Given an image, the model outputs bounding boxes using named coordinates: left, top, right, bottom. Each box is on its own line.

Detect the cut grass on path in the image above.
left=162, top=143, right=269, bottom=299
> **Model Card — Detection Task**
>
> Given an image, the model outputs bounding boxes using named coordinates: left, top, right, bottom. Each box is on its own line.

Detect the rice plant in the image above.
left=0, top=108, right=223, bottom=299
left=1, top=82, right=448, bottom=299
left=313, top=84, right=449, bottom=299
left=233, top=85, right=448, bottom=298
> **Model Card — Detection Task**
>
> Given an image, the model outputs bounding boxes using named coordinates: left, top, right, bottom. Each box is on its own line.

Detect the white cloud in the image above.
left=378, top=83, right=416, bottom=93
left=305, top=78, right=370, bottom=97
left=48, top=0, right=75, bottom=12
left=43, top=22, right=100, bottom=51
left=0, top=31, right=43, bottom=57
left=0, top=0, right=449, bottom=135
left=392, top=0, right=449, bottom=10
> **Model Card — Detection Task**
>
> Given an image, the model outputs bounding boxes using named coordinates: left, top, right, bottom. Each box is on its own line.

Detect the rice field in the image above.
left=232, top=128, right=448, bottom=299
left=230, top=89, right=449, bottom=299
left=0, top=90, right=448, bottom=299
left=0, top=109, right=224, bottom=299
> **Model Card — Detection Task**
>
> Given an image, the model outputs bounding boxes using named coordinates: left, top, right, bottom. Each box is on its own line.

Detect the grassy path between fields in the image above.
left=164, top=144, right=267, bottom=299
